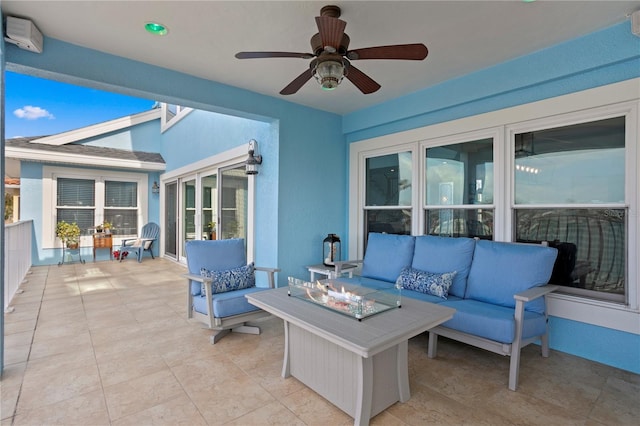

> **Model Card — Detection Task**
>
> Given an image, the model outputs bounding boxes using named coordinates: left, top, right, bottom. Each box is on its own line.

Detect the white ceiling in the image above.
left=3, top=1, right=638, bottom=115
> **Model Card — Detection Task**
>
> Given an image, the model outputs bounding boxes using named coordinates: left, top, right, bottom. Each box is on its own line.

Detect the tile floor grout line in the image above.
left=7, top=265, right=51, bottom=425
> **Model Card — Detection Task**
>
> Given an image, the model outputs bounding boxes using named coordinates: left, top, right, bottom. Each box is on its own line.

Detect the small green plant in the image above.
left=95, top=221, right=113, bottom=233
left=207, top=221, right=216, bottom=230
left=56, top=220, right=81, bottom=247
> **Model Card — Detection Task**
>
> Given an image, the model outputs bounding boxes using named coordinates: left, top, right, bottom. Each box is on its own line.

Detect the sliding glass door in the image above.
left=220, top=165, right=248, bottom=240
left=167, top=164, right=249, bottom=262
left=164, top=181, right=177, bottom=259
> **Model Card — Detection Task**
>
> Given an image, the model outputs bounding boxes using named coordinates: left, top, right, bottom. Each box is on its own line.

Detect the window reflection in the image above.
left=426, top=139, right=493, bottom=205
left=515, top=117, right=624, bottom=204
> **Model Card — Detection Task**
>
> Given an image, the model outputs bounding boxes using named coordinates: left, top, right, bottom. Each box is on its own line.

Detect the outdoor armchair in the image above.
left=184, top=238, right=279, bottom=344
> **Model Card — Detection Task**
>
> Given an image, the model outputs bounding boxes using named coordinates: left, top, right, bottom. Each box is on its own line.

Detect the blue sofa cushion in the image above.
left=466, top=240, right=558, bottom=314
left=186, top=239, right=247, bottom=295
left=193, top=286, right=267, bottom=318
left=200, top=262, right=255, bottom=294
left=334, top=276, right=396, bottom=290
left=361, top=233, right=415, bottom=283
left=412, top=236, right=476, bottom=298
left=397, top=267, right=457, bottom=299
left=439, top=299, right=548, bottom=344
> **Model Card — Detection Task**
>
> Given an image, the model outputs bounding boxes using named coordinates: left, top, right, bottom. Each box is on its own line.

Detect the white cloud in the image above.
left=13, top=105, right=55, bottom=120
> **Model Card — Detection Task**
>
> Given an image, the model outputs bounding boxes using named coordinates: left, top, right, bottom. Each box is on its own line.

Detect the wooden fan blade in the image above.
left=347, top=43, right=428, bottom=60
left=315, top=16, right=346, bottom=51
left=235, top=51, right=314, bottom=59
left=280, top=68, right=313, bottom=95
left=345, top=64, right=381, bottom=94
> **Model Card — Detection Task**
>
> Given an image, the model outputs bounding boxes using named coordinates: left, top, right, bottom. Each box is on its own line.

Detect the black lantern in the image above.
left=323, top=233, right=341, bottom=266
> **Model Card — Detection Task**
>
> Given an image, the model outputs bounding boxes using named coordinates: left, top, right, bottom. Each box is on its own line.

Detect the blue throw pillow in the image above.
left=396, top=267, right=457, bottom=299
left=200, top=262, right=255, bottom=295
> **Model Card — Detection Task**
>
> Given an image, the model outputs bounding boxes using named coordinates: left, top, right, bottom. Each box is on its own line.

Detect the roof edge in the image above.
left=32, top=108, right=162, bottom=146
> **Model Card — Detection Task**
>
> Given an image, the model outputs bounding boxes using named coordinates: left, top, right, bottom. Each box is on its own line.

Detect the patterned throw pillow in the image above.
left=396, top=267, right=457, bottom=299
left=199, top=262, right=255, bottom=295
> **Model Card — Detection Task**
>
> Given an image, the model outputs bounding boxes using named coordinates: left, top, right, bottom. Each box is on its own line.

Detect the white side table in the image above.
left=306, top=263, right=357, bottom=281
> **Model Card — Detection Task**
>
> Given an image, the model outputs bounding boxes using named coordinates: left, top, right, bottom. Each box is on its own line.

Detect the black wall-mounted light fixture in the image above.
left=245, top=139, right=263, bottom=175
left=152, top=181, right=160, bottom=194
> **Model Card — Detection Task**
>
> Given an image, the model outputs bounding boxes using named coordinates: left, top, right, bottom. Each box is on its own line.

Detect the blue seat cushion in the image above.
left=466, top=240, right=558, bottom=314
left=334, top=276, right=397, bottom=290
left=361, top=233, right=415, bottom=283
left=333, top=276, right=460, bottom=304
left=439, top=299, right=548, bottom=344
left=192, top=286, right=268, bottom=318
left=412, top=236, right=476, bottom=298
left=403, top=289, right=462, bottom=304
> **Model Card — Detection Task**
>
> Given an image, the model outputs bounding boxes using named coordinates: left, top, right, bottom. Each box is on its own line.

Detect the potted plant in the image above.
left=207, top=221, right=216, bottom=240
left=56, top=220, right=81, bottom=249
left=102, top=221, right=113, bottom=234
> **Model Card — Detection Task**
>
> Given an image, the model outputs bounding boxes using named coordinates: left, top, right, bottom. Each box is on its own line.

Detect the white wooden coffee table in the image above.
left=246, top=285, right=455, bottom=426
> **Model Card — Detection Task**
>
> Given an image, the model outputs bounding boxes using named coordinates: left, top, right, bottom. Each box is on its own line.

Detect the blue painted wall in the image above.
left=550, top=318, right=640, bottom=374
left=79, top=118, right=161, bottom=153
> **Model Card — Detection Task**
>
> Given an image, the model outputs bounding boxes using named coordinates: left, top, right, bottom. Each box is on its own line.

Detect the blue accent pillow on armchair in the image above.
left=396, top=267, right=457, bottom=299
left=200, top=262, right=255, bottom=295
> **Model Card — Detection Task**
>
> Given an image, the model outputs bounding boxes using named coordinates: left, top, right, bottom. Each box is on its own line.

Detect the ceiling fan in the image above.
left=235, top=5, right=428, bottom=95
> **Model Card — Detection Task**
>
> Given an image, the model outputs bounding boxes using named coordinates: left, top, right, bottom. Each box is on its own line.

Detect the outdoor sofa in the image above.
left=333, top=232, right=558, bottom=390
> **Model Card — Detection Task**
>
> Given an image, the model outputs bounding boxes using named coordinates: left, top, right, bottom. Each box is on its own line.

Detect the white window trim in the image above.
left=43, top=166, right=149, bottom=249
left=349, top=78, right=640, bottom=335
left=160, top=103, right=194, bottom=133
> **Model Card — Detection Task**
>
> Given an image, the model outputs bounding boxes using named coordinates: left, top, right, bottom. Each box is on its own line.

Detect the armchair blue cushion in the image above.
left=465, top=240, right=558, bottom=314
left=412, top=236, right=476, bottom=298
left=361, top=233, right=415, bottom=283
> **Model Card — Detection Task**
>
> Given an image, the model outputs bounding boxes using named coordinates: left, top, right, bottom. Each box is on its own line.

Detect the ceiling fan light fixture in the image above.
left=313, top=60, right=344, bottom=91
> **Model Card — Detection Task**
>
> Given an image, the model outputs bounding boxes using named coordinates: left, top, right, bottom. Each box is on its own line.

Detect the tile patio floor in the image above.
left=1, top=258, right=639, bottom=425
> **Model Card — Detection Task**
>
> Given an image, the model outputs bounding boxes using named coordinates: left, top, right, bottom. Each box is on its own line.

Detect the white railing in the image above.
left=4, top=220, right=33, bottom=311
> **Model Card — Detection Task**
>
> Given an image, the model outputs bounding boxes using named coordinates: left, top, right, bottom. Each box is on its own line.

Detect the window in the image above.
left=56, top=178, right=95, bottom=233
left=104, top=181, right=138, bottom=235
left=513, top=117, right=626, bottom=302
left=364, top=152, right=412, bottom=236
left=45, top=166, right=148, bottom=248
left=425, top=138, right=494, bottom=239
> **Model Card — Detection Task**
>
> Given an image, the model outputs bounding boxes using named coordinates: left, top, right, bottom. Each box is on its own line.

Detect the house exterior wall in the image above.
left=5, top=20, right=637, bottom=373
left=78, top=119, right=160, bottom=152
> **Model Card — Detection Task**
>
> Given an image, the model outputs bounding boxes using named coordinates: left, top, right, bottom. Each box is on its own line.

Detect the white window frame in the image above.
left=160, top=103, right=194, bottom=133
left=348, top=78, right=640, bottom=335
left=43, top=166, right=149, bottom=249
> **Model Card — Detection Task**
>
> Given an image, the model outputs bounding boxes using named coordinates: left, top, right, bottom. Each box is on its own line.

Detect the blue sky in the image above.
left=5, top=71, right=155, bottom=139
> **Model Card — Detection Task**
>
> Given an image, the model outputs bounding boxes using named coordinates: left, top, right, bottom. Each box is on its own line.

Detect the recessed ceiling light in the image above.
left=145, top=22, right=168, bottom=36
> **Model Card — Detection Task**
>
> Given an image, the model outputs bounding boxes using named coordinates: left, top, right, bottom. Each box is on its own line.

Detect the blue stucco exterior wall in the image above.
left=79, top=119, right=161, bottom=153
